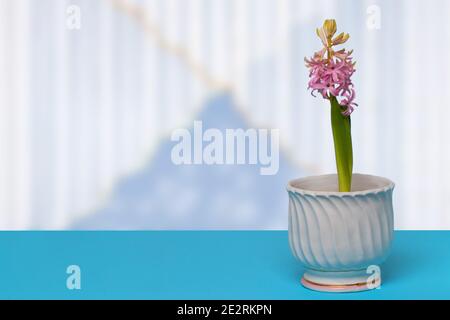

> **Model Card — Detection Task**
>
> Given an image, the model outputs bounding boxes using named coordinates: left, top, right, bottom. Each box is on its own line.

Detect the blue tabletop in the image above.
left=0, top=231, right=448, bottom=299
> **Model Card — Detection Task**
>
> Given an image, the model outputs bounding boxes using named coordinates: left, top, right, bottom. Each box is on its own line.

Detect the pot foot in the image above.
left=301, top=269, right=381, bottom=293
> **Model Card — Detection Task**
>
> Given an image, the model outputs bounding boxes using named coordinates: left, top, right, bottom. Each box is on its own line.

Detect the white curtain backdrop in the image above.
left=0, top=0, right=449, bottom=229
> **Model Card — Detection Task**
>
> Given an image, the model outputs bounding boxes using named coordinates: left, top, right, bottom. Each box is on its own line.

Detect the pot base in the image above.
left=301, top=269, right=381, bottom=293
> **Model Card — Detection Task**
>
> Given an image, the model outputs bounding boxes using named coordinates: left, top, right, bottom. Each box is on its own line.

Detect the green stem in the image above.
left=330, top=96, right=353, bottom=192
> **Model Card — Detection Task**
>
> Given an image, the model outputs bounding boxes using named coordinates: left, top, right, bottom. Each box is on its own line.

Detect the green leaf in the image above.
left=330, top=96, right=353, bottom=192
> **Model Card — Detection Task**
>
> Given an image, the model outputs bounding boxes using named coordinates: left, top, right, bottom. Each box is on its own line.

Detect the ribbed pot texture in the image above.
left=287, top=174, right=395, bottom=272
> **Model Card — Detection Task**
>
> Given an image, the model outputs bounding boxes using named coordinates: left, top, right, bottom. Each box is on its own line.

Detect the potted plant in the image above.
left=287, top=19, right=395, bottom=292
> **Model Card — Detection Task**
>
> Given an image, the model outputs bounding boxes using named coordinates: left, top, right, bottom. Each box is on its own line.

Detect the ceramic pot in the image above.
left=287, top=174, right=395, bottom=293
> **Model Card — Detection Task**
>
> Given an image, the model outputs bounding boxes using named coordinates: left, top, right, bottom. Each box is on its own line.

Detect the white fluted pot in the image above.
left=287, top=174, right=395, bottom=293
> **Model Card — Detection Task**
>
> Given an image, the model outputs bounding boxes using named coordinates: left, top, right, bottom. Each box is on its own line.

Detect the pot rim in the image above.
left=287, top=173, right=395, bottom=197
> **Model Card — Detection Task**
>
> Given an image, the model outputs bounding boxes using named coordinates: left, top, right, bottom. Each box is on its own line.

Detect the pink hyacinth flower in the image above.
left=305, top=22, right=357, bottom=116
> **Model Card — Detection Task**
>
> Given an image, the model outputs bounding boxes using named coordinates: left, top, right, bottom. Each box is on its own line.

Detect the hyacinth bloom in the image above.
left=305, top=20, right=357, bottom=115
left=305, top=20, right=355, bottom=192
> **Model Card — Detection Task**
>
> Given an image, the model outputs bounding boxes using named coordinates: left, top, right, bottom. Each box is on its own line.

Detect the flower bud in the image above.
left=316, top=28, right=328, bottom=47
left=323, top=19, right=337, bottom=38
left=332, top=32, right=350, bottom=45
